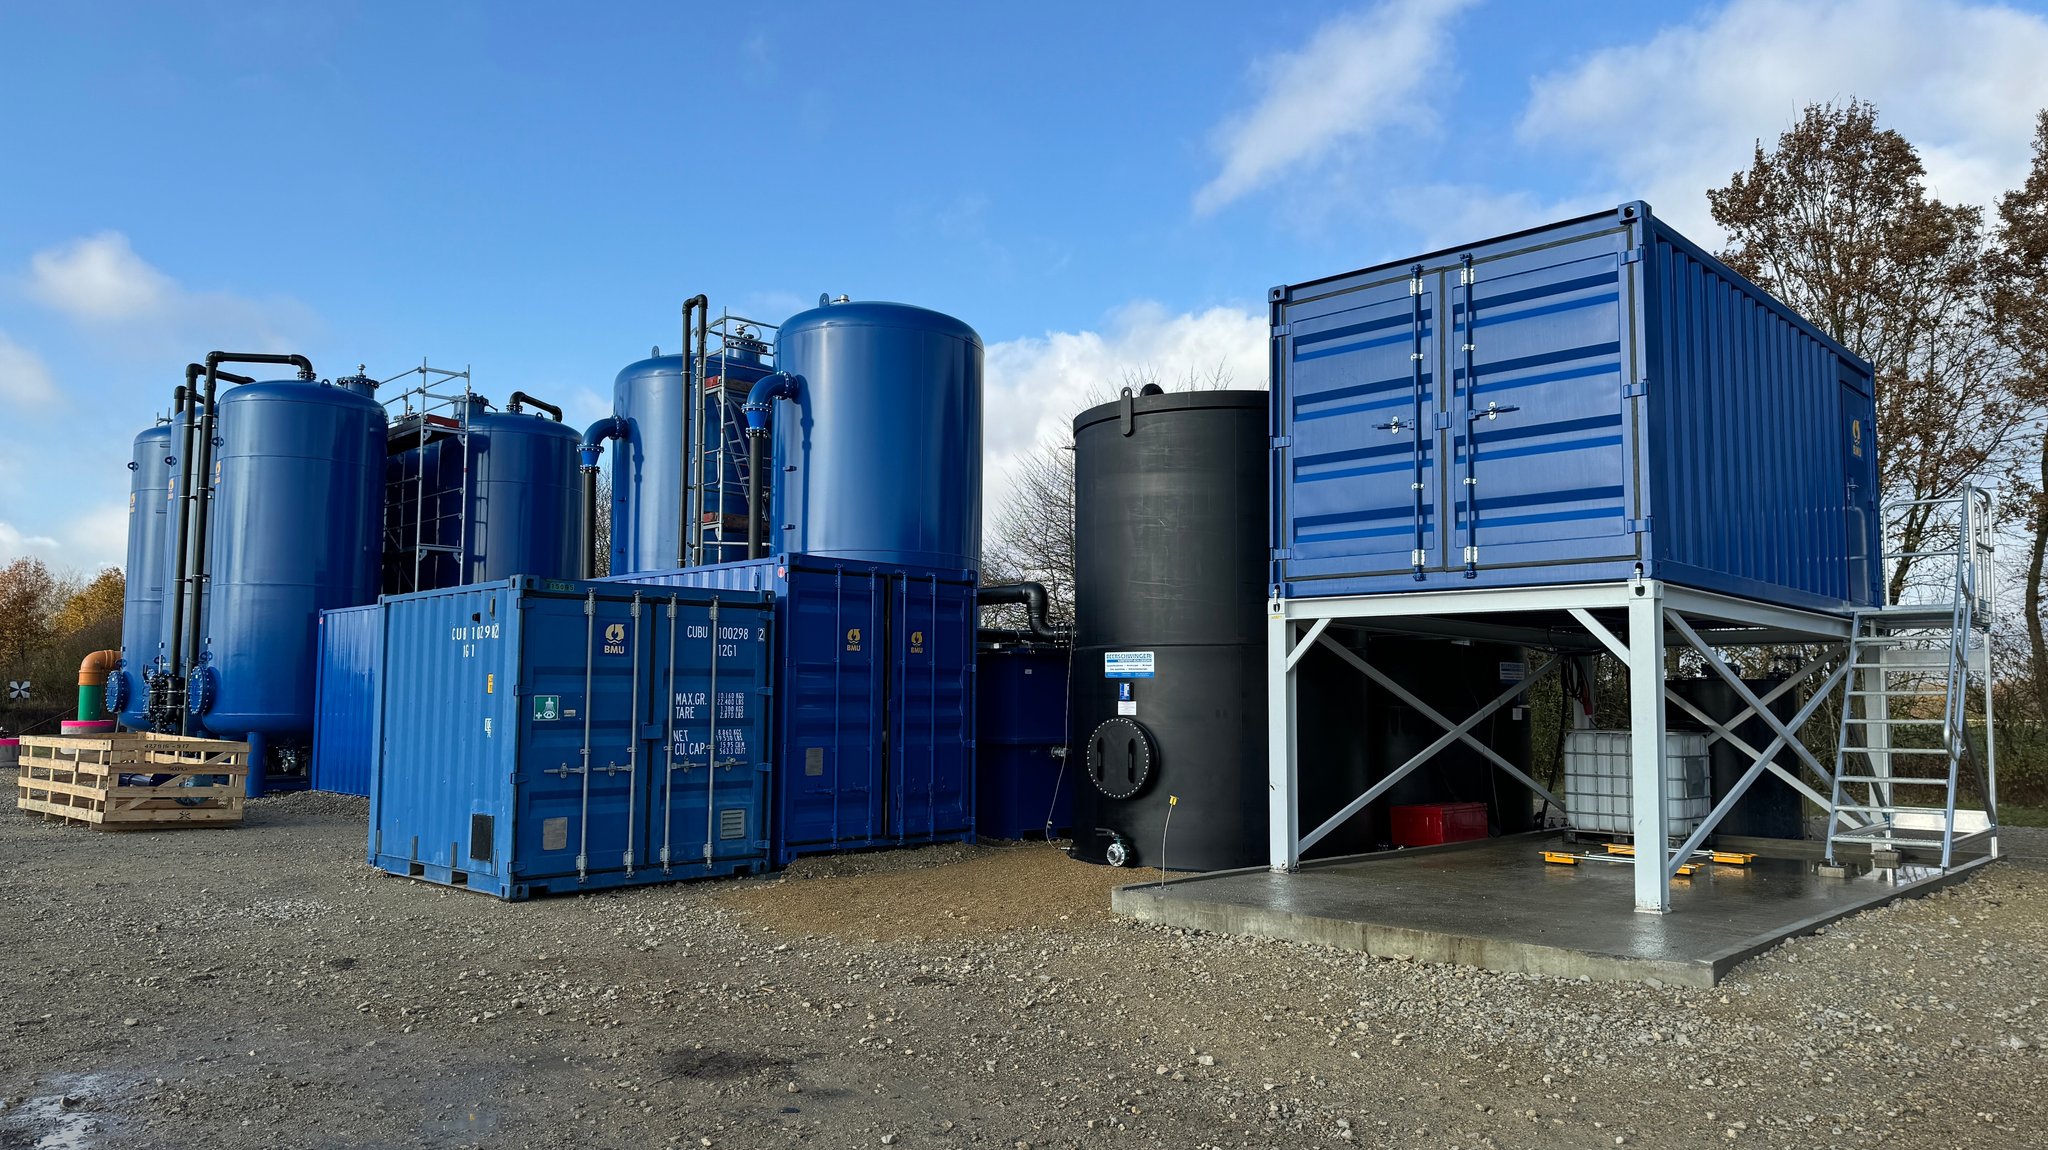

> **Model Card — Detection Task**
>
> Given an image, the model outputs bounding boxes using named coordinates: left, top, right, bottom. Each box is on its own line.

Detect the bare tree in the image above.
left=591, top=472, right=613, bottom=578
left=1989, top=110, right=2048, bottom=724
left=1708, top=99, right=2026, bottom=601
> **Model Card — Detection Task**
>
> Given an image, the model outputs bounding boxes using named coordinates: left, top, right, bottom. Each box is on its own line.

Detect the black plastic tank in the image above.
left=1667, top=677, right=1803, bottom=840
left=1067, top=389, right=1274, bottom=870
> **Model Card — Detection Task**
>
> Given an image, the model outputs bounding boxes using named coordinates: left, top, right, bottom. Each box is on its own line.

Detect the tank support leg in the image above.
left=246, top=731, right=268, bottom=798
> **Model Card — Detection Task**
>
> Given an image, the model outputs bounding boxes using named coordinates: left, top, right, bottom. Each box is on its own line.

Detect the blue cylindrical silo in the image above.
left=110, top=423, right=173, bottom=727
left=768, top=301, right=983, bottom=571
left=189, top=376, right=385, bottom=740
left=467, top=403, right=584, bottom=581
left=610, top=353, right=687, bottom=575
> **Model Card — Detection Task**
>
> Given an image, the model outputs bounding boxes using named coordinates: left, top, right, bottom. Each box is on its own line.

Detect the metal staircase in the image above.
left=1825, top=489, right=1997, bottom=869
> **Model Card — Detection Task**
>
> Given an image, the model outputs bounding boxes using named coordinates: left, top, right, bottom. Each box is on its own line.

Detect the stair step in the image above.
left=1828, top=804, right=1955, bottom=817
left=1828, top=831, right=1952, bottom=846
left=1835, top=775, right=1953, bottom=784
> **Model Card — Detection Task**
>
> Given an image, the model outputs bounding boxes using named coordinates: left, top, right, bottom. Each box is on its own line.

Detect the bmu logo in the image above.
left=602, top=622, right=628, bottom=656
left=845, top=627, right=862, bottom=652
left=910, top=629, right=925, bottom=654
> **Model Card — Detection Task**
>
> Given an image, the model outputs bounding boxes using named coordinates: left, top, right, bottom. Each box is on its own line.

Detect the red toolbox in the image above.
left=1390, top=802, right=1489, bottom=846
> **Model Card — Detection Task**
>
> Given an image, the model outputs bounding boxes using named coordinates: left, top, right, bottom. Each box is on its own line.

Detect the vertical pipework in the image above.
left=579, top=416, right=624, bottom=578
left=180, top=355, right=270, bottom=698
left=680, top=294, right=709, bottom=567
left=76, top=650, right=119, bottom=721
left=164, top=373, right=199, bottom=714
left=741, top=371, right=801, bottom=560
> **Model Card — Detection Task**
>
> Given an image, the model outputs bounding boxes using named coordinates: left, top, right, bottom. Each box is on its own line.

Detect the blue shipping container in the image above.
left=616, top=555, right=976, bottom=865
left=975, top=645, right=1071, bottom=839
left=1270, top=202, right=1881, bottom=611
left=369, top=577, right=774, bottom=899
left=312, top=604, right=380, bottom=797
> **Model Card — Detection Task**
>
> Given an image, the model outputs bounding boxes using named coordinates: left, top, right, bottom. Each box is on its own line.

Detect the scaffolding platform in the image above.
left=1113, top=832, right=1995, bottom=987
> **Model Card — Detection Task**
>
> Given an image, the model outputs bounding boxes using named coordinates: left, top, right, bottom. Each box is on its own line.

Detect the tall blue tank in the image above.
left=109, top=423, right=173, bottom=728
left=467, top=401, right=583, bottom=581
left=188, top=376, right=385, bottom=741
left=609, top=350, right=772, bottom=574
left=609, top=353, right=688, bottom=575
left=768, top=301, right=983, bottom=571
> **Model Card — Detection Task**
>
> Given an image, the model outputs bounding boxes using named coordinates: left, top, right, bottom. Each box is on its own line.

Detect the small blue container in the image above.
left=369, top=577, right=774, bottom=899
left=311, top=604, right=380, bottom=797
left=616, top=554, right=976, bottom=866
left=976, top=645, right=1071, bottom=839
left=1270, top=202, right=1881, bottom=611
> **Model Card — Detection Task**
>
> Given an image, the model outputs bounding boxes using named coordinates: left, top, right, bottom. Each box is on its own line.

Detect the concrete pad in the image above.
left=1111, top=832, right=1994, bottom=987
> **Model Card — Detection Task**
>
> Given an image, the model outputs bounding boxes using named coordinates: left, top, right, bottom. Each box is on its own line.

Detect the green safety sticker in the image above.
left=532, top=694, right=561, bottom=721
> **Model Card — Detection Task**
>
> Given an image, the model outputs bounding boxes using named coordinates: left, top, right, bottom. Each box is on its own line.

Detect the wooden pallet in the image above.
left=15, top=733, right=250, bottom=829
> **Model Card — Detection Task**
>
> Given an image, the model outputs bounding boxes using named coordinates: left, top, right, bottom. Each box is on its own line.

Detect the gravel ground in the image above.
left=1, top=779, right=2043, bottom=1150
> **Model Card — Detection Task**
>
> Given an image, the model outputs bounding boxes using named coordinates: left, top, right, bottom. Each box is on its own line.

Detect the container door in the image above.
left=888, top=575, right=974, bottom=841
left=1841, top=373, right=1880, bottom=605
left=780, top=568, right=884, bottom=856
left=1453, top=248, right=1637, bottom=572
left=1278, top=273, right=1441, bottom=580
left=514, top=592, right=641, bottom=882
left=647, top=595, right=769, bottom=870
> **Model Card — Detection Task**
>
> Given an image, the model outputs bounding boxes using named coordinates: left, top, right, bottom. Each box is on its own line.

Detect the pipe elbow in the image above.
left=79, top=649, right=121, bottom=686
left=507, top=391, right=564, bottom=422
left=743, top=372, right=801, bottom=436
left=580, top=415, right=625, bottom=468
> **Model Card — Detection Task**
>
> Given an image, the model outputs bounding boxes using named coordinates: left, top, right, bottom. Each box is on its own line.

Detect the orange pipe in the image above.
left=78, top=649, right=120, bottom=686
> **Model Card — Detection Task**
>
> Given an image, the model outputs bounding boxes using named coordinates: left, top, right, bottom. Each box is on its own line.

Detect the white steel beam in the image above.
left=1568, top=607, right=1630, bottom=662
left=1666, top=613, right=1839, bottom=790
left=1314, top=637, right=1567, bottom=811
left=1268, top=613, right=1301, bottom=873
left=1627, top=585, right=1670, bottom=913
left=1285, top=618, right=1331, bottom=672
left=1297, top=652, right=1563, bottom=853
left=1664, top=690, right=1853, bottom=821
left=1275, top=582, right=1642, bottom=622
left=1660, top=659, right=1853, bottom=880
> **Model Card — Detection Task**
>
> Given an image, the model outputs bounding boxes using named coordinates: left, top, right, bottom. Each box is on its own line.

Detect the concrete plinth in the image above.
left=1112, top=832, right=1993, bottom=987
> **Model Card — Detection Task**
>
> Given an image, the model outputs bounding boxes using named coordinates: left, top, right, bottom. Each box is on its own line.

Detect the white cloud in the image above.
left=26, top=232, right=174, bottom=319
left=0, top=503, right=123, bottom=573
left=1379, top=185, right=1616, bottom=254
left=1519, top=0, right=2048, bottom=239
left=0, top=333, right=58, bottom=410
left=1195, top=0, right=1479, bottom=215
left=982, top=302, right=1268, bottom=533
left=0, top=521, right=60, bottom=565
left=20, top=231, right=317, bottom=353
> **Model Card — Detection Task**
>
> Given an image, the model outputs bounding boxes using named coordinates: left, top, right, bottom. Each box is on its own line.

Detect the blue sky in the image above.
left=4, top=0, right=2047, bottom=571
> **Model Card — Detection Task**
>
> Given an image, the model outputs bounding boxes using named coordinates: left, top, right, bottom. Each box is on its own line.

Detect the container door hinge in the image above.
left=1621, top=247, right=1645, bottom=266
left=1272, top=322, right=1291, bottom=338
left=1271, top=547, right=1293, bottom=561
left=1623, top=380, right=1648, bottom=398
left=1269, top=434, right=1291, bottom=448
left=1434, top=412, right=1453, bottom=430
left=1627, top=517, right=1654, bottom=534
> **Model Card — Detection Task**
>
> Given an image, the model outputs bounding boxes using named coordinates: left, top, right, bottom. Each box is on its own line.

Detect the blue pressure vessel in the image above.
left=609, top=354, right=687, bottom=575
left=466, top=401, right=583, bottom=582
left=189, top=376, right=385, bottom=739
left=769, top=301, right=983, bottom=572
left=110, top=424, right=173, bottom=727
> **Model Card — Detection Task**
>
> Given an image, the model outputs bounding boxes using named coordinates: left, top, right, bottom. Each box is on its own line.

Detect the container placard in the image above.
left=531, top=694, right=561, bottom=721
left=1104, top=651, right=1155, bottom=679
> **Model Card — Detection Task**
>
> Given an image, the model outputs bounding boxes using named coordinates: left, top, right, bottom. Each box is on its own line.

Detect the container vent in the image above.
left=719, top=808, right=747, bottom=840
left=469, top=814, right=493, bottom=862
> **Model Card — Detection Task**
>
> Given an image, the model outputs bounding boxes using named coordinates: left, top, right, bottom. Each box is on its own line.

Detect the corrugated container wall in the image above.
left=111, top=423, right=174, bottom=728
left=312, top=604, right=380, bottom=797
left=370, top=578, right=774, bottom=898
left=616, top=555, right=976, bottom=865
left=1269, top=202, right=1881, bottom=611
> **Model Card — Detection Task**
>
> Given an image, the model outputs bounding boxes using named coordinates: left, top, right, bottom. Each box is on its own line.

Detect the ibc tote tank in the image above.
left=109, top=423, right=174, bottom=727
left=768, top=301, right=982, bottom=571
left=188, top=374, right=385, bottom=741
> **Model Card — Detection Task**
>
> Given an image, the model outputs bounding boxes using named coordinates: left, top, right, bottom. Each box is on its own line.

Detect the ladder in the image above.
left=1825, top=489, right=1997, bottom=869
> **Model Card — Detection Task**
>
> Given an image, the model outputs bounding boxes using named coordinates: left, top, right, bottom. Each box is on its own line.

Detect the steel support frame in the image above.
left=1268, top=579, right=1854, bottom=914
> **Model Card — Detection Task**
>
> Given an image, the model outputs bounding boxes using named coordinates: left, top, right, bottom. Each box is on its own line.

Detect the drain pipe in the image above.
left=681, top=295, right=708, bottom=567
left=977, top=582, right=1069, bottom=641
left=504, top=391, right=563, bottom=421
left=742, top=372, right=801, bottom=560
left=77, top=650, right=120, bottom=721
left=579, top=416, right=625, bottom=577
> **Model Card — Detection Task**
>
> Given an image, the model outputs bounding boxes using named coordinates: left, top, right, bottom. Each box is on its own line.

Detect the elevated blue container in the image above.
left=111, top=423, right=174, bottom=728
left=769, top=302, right=983, bottom=572
left=617, top=554, right=976, bottom=866
left=1270, top=202, right=1882, bottom=612
left=370, top=577, right=774, bottom=899
left=191, top=377, right=385, bottom=742
left=311, top=604, right=380, bottom=797
left=975, top=645, right=1071, bottom=839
